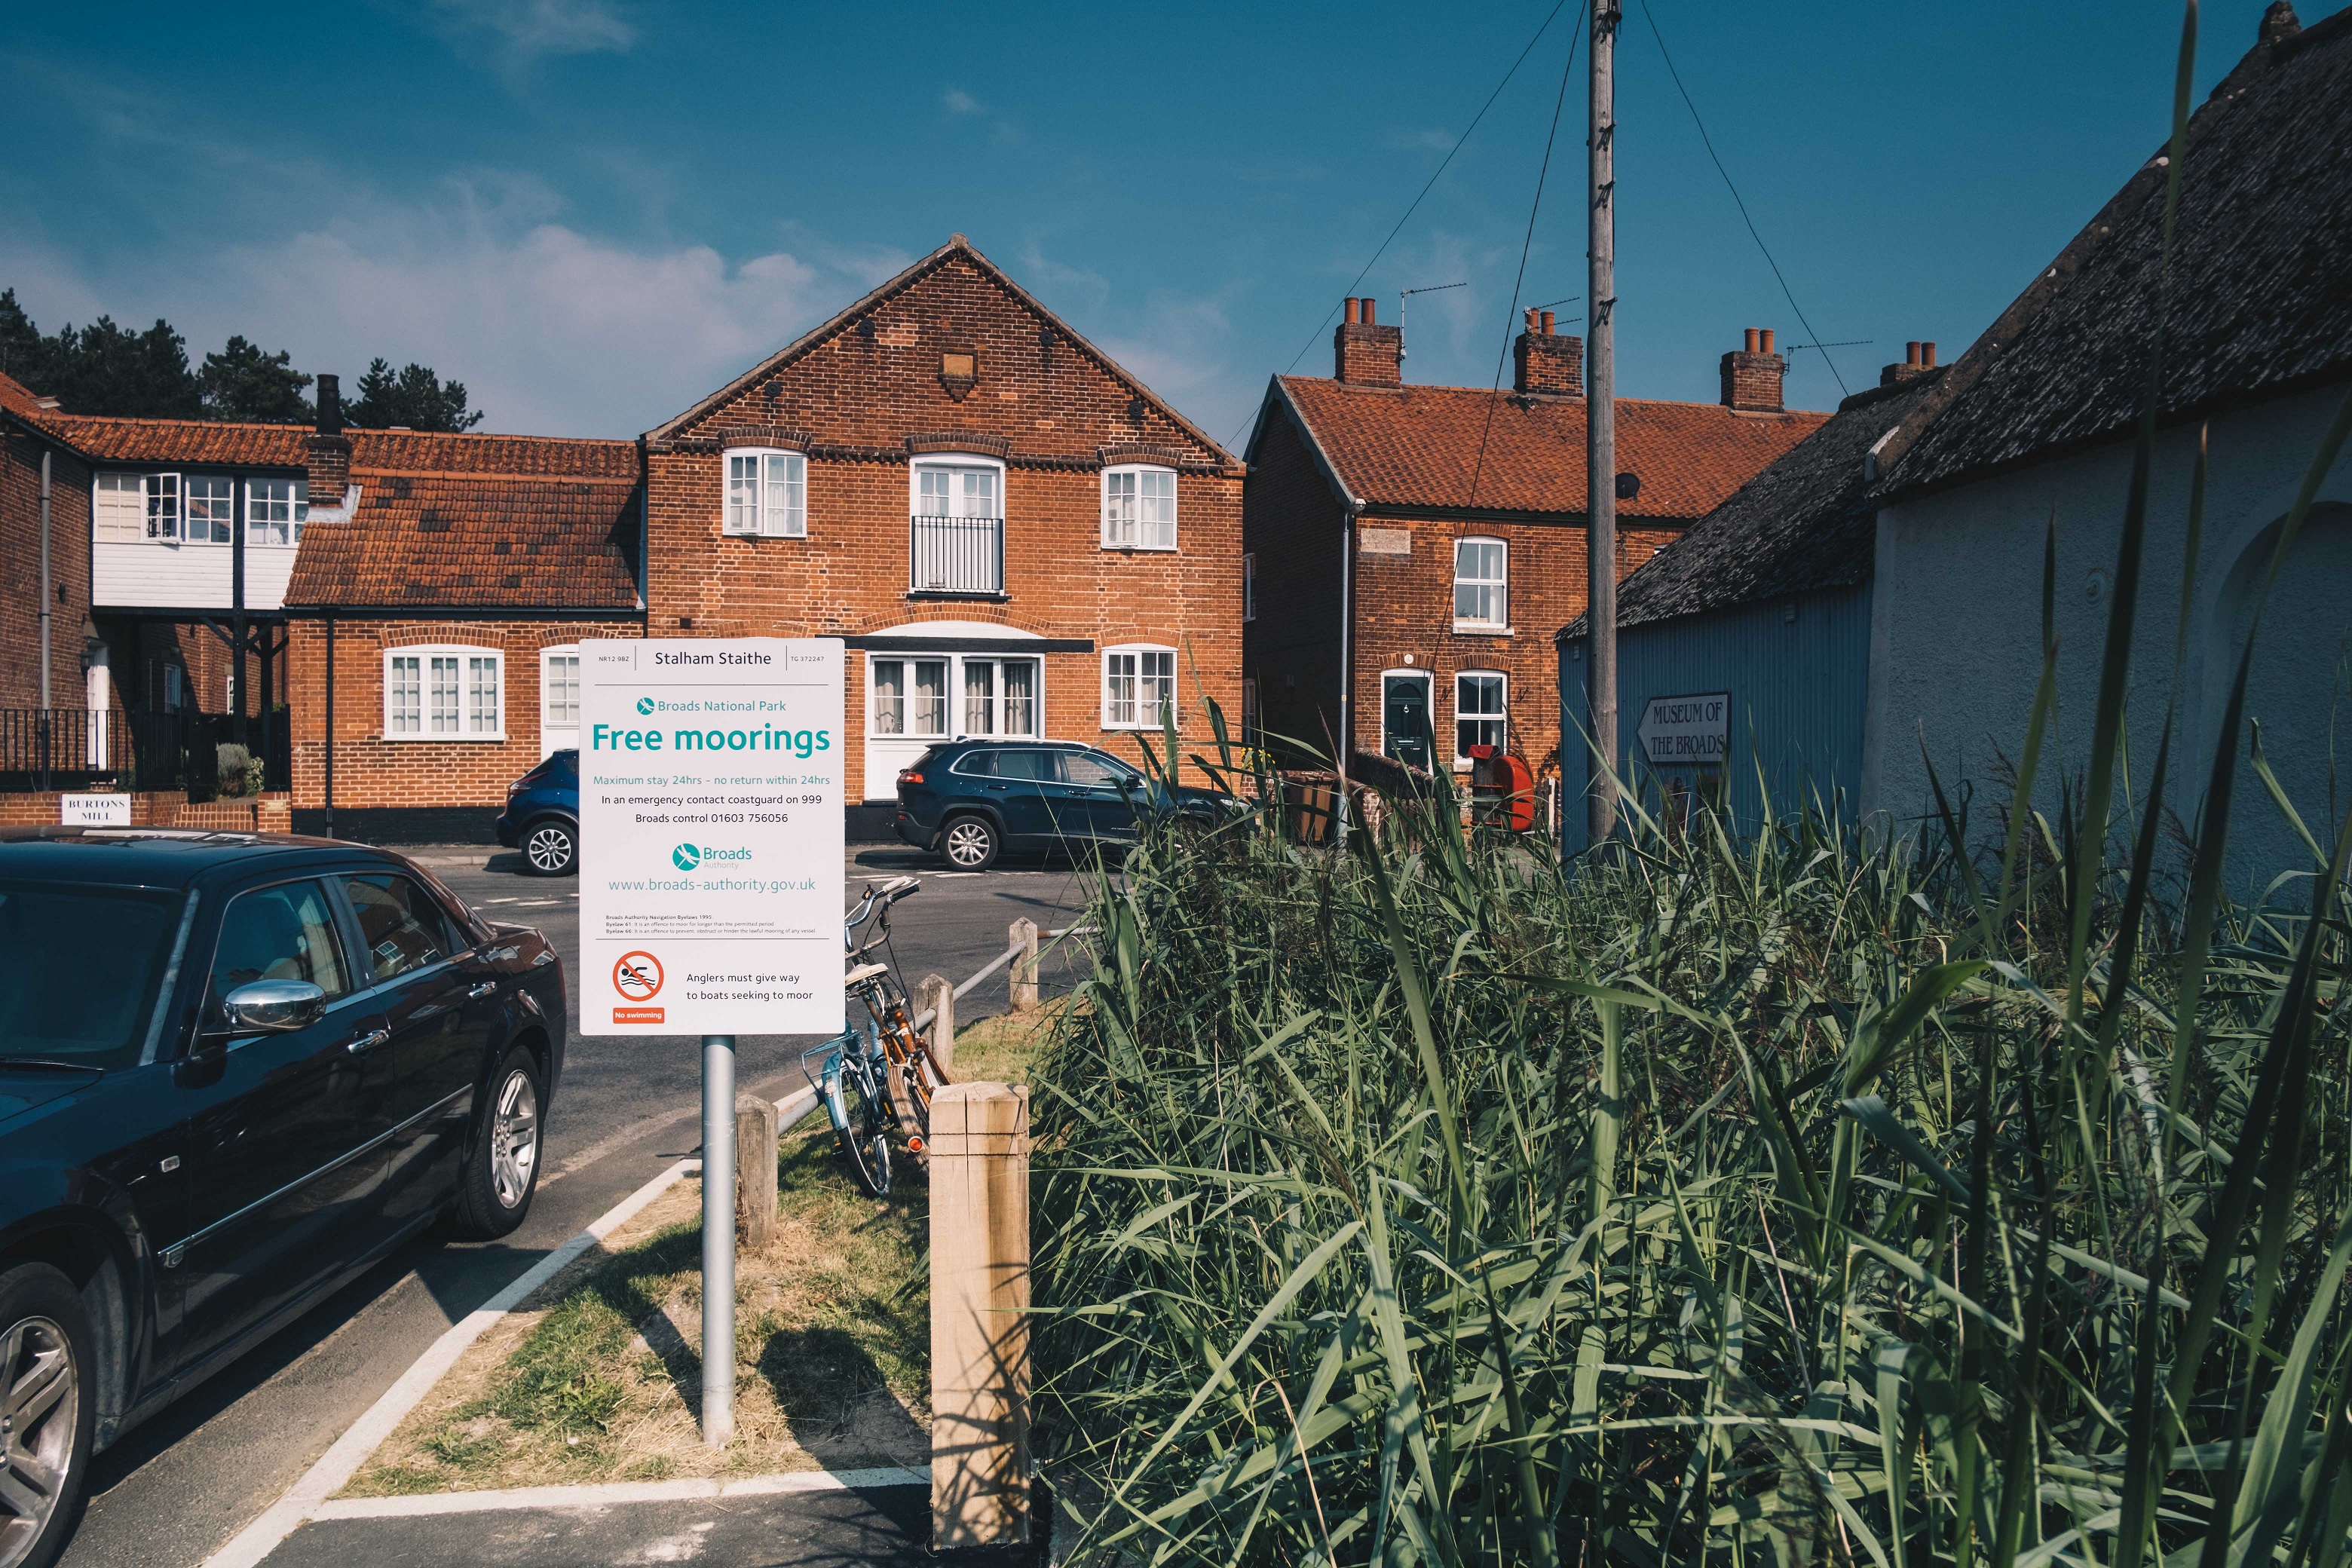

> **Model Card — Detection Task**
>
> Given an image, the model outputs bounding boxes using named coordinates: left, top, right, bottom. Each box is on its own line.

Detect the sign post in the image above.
left=577, top=637, right=845, bottom=1446
left=1636, top=691, right=1730, bottom=768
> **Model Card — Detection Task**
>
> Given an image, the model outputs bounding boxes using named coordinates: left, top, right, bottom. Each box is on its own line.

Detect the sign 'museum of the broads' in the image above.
left=578, top=638, right=846, bottom=1035
left=1637, top=691, right=1731, bottom=766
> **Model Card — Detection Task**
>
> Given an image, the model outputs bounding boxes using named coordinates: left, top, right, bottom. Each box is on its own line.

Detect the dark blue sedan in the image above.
left=495, top=749, right=579, bottom=876
left=893, top=739, right=1237, bottom=871
left=0, top=828, right=566, bottom=1568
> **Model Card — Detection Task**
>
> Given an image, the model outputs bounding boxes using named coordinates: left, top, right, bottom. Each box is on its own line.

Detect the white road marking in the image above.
left=202, top=1080, right=828, bottom=1566
left=304, top=1468, right=927, bottom=1521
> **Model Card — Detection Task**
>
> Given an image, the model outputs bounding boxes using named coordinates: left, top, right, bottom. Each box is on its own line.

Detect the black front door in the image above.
left=173, top=877, right=394, bottom=1371
left=1383, top=673, right=1433, bottom=770
left=340, top=873, right=492, bottom=1224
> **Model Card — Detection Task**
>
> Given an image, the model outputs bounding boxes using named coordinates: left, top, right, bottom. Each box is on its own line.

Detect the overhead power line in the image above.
left=1223, top=0, right=1575, bottom=451
left=1634, top=0, right=1850, bottom=397
left=1467, top=2, right=1588, bottom=509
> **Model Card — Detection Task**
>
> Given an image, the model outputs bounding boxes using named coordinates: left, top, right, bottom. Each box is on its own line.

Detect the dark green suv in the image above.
left=890, top=740, right=1233, bottom=871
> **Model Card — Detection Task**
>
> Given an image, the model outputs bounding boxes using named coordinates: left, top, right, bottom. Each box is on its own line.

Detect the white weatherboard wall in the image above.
left=1864, top=378, right=2352, bottom=899
left=93, top=541, right=299, bottom=610
left=577, top=639, right=845, bottom=1037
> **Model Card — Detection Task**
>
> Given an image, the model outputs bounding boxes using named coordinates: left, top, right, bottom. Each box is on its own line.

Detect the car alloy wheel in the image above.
left=943, top=817, right=997, bottom=871
left=523, top=822, right=576, bottom=875
left=488, top=1068, right=540, bottom=1211
left=0, top=1315, right=75, bottom=1568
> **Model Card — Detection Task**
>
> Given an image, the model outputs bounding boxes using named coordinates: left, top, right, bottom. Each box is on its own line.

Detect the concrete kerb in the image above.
left=201, top=1086, right=835, bottom=1568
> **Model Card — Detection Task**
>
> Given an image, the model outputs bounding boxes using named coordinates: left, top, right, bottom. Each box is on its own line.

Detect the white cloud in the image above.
left=941, top=87, right=982, bottom=115
left=0, top=184, right=911, bottom=435
left=422, top=0, right=637, bottom=64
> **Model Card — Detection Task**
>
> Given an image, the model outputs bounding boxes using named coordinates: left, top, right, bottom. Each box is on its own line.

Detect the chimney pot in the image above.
left=1759, top=328, right=1775, bottom=355
left=1524, top=307, right=1539, bottom=333
left=1905, top=341, right=1922, bottom=366
left=1541, top=309, right=1556, bottom=334
left=1923, top=341, right=1937, bottom=367
left=1744, top=327, right=1760, bottom=354
left=316, top=373, right=343, bottom=437
left=1343, top=297, right=1360, bottom=325
left=1361, top=297, right=1376, bottom=325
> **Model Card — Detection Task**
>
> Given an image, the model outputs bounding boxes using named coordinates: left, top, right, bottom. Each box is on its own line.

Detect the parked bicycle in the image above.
left=801, top=875, right=953, bottom=1196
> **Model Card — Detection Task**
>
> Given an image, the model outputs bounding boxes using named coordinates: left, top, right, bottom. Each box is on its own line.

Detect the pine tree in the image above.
left=198, top=335, right=314, bottom=423
left=345, top=358, right=483, bottom=433
left=42, top=317, right=203, bottom=418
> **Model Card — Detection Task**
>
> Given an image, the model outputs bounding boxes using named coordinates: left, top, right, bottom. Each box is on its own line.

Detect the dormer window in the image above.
left=1102, top=465, right=1177, bottom=550
left=722, top=448, right=806, bottom=537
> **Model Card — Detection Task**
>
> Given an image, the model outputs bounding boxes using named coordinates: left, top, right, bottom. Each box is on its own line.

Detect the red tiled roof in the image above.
left=285, top=469, right=639, bottom=611
left=32, top=415, right=310, bottom=467
left=0, top=371, right=49, bottom=419
left=351, top=429, right=641, bottom=479
left=1274, top=377, right=1828, bottom=520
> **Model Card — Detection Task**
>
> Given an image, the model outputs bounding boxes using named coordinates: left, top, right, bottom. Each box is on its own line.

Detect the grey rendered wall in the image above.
left=1560, top=583, right=1872, bottom=856
left=1864, top=378, right=2352, bottom=901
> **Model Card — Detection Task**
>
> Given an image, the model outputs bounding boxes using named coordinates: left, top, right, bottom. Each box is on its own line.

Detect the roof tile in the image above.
left=1276, top=377, right=1825, bottom=520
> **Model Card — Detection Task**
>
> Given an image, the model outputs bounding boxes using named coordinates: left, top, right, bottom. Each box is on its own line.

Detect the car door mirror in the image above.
left=220, top=979, right=328, bottom=1034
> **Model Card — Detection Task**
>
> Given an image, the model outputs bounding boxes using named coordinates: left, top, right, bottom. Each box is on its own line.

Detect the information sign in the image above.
left=1637, top=691, right=1730, bottom=766
left=577, top=638, right=844, bottom=1036
left=60, top=793, right=131, bottom=826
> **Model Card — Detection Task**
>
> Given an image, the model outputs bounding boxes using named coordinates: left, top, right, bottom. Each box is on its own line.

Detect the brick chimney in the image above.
left=306, top=372, right=351, bottom=507
left=1333, top=296, right=1402, bottom=387
left=1879, top=338, right=1937, bottom=388
left=1513, top=308, right=1585, bottom=397
left=1720, top=327, right=1785, bottom=412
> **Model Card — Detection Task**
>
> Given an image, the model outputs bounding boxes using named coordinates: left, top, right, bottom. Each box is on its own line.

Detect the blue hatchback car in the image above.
left=495, top=749, right=579, bottom=876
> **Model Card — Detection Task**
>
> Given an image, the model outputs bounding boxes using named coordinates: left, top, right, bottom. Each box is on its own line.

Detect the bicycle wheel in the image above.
left=833, top=1064, right=893, bottom=1196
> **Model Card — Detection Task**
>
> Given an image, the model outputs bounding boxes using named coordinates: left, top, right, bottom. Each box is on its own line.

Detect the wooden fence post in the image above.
left=1009, top=918, right=1040, bottom=1013
left=921, top=972, right=955, bottom=1073
left=734, top=1092, right=779, bottom=1253
left=930, top=1082, right=1031, bottom=1550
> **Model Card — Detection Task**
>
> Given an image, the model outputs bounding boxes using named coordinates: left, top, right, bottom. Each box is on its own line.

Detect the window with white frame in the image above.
left=245, top=478, right=309, bottom=546
left=868, top=654, right=1037, bottom=739
left=1455, top=670, right=1507, bottom=763
left=868, top=657, right=949, bottom=738
left=1102, top=466, right=1177, bottom=550
left=721, top=448, right=807, bottom=537
left=185, top=476, right=234, bottom=544
left=1242, top=553, right=1255, bottom=621
left=95, top=473, right=143, bottom=541
left=384, top=647, right=504, bottom=740
left=541, top=646, right=580, bottom=734
left=1453, top=537, right=1508, bottom=628
left=1103, top=645, right=1176, bottom=730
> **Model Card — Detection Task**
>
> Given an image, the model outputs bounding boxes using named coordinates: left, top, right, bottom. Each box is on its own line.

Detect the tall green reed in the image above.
left=1029, top=8, right=2352, bottom=1562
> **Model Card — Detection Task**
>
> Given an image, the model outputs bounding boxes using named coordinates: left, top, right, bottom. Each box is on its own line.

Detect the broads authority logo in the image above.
left=670, top=843, right=752, bottom=871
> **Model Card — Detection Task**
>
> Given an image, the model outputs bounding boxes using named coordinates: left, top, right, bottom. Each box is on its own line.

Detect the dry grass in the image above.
left=340, top=1003, right=1059, bottom=1499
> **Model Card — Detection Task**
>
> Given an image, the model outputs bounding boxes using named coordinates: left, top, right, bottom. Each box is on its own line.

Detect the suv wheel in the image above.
left=521, top=819, right=577, bottom=877
left=0, top=1263, right=94, bottom=1568
left=454, top=1046, right=543, bottom=1239
left=940, top=814, right=1000, bottom=872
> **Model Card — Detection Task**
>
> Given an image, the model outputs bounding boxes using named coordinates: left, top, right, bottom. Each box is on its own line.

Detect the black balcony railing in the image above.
left=0, top=708, right=289, bottom=796
left=910, top=513, right=1005, bottom=596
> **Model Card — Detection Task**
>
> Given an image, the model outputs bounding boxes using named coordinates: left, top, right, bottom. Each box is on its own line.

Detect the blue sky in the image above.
left=1, top=0, right=2274, bottom=443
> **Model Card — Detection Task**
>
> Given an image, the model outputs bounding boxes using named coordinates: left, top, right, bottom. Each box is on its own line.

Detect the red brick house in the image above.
left=641, top=233, right=1243, bottom=835
left=278, top=390, right=646, bottom=841
left=252, top=234, right=1239, bottom=841
left=1242, top=301, right=1827, bottom=792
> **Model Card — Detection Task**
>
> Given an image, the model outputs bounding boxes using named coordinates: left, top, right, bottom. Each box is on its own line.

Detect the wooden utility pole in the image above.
left=1586, top=0, right=1622, bottom=847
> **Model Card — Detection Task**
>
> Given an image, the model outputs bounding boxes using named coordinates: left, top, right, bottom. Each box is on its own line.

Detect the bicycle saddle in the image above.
left=873, top=875, right=920, bottom=899
left=844, top=962, right=890, bottom=986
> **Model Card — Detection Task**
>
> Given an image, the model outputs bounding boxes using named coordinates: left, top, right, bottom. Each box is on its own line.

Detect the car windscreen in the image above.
left=0, top=880, right=185, bottom=1064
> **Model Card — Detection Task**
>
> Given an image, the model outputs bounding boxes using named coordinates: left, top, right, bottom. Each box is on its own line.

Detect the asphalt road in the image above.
left=58, top=843, right=1098, bottom=1568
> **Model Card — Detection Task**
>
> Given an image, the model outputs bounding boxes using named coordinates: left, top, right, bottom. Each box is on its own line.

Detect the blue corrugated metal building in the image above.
left=1557, top=364, right=1944, bottom=855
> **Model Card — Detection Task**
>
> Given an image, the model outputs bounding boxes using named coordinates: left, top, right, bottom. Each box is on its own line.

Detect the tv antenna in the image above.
left=1397, top=280, right=1467, bottom=357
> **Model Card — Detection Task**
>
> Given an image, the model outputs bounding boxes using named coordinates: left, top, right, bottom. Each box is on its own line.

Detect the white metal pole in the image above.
left=701, top=1033, right=737, bottom=1445
left=1586, top=0, right=1622, bottom=849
